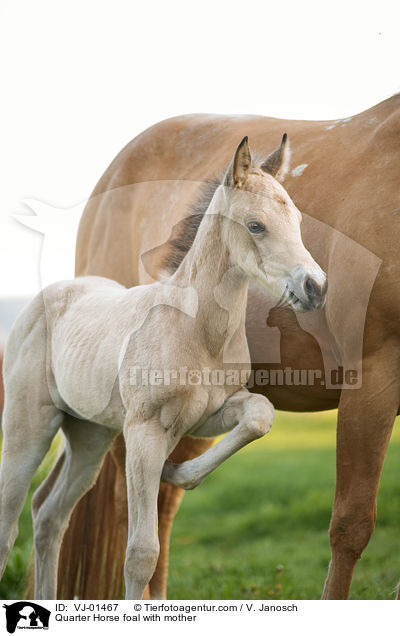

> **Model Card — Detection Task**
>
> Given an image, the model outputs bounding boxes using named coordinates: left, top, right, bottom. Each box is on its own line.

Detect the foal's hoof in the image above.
left=161, top=460, right=200, bottom=490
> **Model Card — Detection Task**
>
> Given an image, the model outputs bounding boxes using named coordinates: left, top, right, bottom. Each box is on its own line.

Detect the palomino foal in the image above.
left=0, top=137, right=326, bottom=599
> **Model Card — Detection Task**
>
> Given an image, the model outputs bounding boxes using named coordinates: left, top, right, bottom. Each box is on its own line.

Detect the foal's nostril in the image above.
left=305, top=277, right=318, bottom=297
left=304, top=276, right=328, bottom=301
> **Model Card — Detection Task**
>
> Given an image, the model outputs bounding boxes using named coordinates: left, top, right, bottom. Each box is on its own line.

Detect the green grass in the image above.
left=1, top=411, right=400, bottom=599
left=167, top=410, right=400, bottom=600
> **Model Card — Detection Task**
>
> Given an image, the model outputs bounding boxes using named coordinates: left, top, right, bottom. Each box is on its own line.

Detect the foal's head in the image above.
left=215, top=136, right=327, bottom=312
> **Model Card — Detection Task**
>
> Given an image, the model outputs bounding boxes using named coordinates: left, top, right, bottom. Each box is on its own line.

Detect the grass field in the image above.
left=1, top=410, right=399, bottom=599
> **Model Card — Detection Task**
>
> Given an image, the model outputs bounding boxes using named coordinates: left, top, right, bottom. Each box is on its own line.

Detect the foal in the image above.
left=0, top=136, right=327, bottom=599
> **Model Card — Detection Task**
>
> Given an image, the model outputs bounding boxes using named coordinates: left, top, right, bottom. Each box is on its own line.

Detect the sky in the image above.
left=0, top=0, right=399, bottom=297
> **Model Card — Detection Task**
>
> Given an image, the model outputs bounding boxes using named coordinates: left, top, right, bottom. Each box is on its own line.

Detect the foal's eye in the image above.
left=247, top=221, right=266, bottom=234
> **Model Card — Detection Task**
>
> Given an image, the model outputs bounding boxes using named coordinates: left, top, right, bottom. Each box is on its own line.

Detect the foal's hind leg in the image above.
left=32, top=414, right=116, bottom=599
left=123, top=415, right=168, bottom=600
left=0, top=402, right=62, bottom=579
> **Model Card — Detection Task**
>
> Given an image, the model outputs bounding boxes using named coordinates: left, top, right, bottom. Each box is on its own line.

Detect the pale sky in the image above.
left=0, top=0, right=398, bottom=297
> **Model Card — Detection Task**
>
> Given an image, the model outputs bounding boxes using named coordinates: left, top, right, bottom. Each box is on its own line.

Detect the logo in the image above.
left=2, top=603, right=50, bottom=634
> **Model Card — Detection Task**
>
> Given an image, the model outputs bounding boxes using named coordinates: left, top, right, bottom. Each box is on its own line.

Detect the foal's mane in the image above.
left=143, top=151, right=264, bottom=278
left=160, top=178, right=220, bottom=274
left=160, top=153, right=265, bottom=274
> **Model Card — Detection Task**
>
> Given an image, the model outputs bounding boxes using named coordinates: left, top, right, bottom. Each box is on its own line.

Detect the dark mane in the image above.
left=161, top=177, right=220, bottom=273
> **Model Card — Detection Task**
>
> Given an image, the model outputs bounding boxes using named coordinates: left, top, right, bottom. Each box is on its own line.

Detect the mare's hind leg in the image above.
left=0, top=401, right=62, bottom=580
left=32, top=414, right=116, bottom=599
left=123, top=415, right=168, bottom=600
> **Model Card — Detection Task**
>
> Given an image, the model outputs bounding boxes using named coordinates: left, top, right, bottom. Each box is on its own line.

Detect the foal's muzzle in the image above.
left=288, top=265, right=328, bottom=311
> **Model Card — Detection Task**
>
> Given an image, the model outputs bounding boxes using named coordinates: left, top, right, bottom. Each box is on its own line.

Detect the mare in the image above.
left=56, top=95, right=400, bottom=599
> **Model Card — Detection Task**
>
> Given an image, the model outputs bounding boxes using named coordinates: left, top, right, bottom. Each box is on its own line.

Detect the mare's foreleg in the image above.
left=322, top=342, right=399, bottom=599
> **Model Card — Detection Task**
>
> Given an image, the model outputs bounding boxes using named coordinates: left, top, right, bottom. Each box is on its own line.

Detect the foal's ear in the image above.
left=260, top=133, right=289, bottom=180
left=224, top=136, right=252, bottom=188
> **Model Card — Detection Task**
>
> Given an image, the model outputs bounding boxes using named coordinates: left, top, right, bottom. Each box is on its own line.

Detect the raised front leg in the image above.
left=162, top=389, right=274, bottom=490
left=322, top=343, right=400, bottom=599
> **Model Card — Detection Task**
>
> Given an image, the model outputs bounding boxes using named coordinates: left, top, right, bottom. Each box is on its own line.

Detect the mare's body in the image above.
left=59, top=95, right=400, bottom=599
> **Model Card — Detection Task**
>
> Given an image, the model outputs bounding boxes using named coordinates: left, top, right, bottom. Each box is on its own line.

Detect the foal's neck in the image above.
left=170, top=198, right=249, bottom=356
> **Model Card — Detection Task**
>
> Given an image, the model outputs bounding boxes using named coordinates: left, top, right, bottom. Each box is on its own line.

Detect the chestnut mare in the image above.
left=56, top=95, right=400, bottom=600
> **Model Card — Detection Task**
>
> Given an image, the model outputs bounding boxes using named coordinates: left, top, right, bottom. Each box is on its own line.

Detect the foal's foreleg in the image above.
left=162, top=389, right=274, bottom=490
left=123, top=416, right=168, bottom=600
left=148, top=436, right=213, bottom=600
